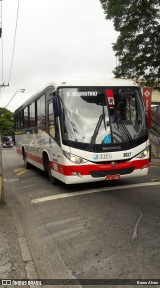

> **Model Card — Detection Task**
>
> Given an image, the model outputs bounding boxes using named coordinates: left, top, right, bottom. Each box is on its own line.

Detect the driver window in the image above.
left=49, top=102, right=55, bottom=138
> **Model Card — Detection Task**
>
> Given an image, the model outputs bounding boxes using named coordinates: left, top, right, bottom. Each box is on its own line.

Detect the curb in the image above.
left=10, top=208, right=42, bottom=288
left=150, top=160, right=160, bottom=167
left=0, top=146, right=4, bottom=205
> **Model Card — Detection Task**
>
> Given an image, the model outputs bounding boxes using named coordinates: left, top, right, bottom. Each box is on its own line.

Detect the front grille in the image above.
left=90, top=167, right=135, bottom=178
left=90, top=159, right=130, bottom=164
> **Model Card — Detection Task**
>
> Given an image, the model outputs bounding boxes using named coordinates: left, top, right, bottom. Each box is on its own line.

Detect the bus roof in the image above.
left=50, top=78, right=138, bottom=89
left=15, top=78, right=139, bottom=112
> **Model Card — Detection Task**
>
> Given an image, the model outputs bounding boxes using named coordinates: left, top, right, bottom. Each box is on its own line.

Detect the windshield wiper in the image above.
left=89, top=114, right=104, bottom=150
left=89, top=100, right=107, bottom=150
left=114, top=120, right=132, bottom=143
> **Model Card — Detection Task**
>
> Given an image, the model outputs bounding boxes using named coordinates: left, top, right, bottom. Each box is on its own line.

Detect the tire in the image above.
left=43, top=154, right=59, bottom=185
left=23, top=151, right=31, bottom=169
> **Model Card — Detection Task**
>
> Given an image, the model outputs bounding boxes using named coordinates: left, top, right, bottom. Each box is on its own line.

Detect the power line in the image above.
left=8, top=0, right=21, bottom=84
left=0, top=0, right=4, bottom=99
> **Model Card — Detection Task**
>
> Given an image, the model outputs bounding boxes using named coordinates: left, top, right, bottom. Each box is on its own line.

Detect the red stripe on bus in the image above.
left=17, top=149, right=149, bottom=176
left=27, top=153, right=43, bottom=165
left=50, top=159, right=149, bottom=176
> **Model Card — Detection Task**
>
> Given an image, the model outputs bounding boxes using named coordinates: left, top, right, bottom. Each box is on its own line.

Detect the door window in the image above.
left=49, top=102, right=55, bottom=138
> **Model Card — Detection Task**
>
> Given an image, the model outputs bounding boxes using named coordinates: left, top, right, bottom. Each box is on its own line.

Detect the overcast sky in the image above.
left=0, top=0, right=118, bottom=111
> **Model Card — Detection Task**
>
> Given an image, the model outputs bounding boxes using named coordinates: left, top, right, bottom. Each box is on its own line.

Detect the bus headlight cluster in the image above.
left=137, top=147, right=149, bottom=159
left=63, top=151, right=87, bottom=164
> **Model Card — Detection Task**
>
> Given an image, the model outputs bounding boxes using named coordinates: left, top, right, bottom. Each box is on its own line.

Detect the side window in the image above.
left=20, top=110, right=24, bottom=128
left=37, top=99, right=41, bottom=126
left=17, top=115, right=19, bottom=130
left=14, top=114, right=18, bottom=130
left=49, top=102, right=55, bottom=138
left=17, top=114, right=19, bottom=130
left=41, top=95, right=46, bottom=125
left=37, top=95, right=46, bottom=126
left=24, top=106, right=29, bottom=128
left=17, top=110, right=24, bottom=129
left=30, top=102, right=35, bottom=127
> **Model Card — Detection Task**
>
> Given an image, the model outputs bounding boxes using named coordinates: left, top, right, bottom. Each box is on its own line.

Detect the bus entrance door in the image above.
left=48, top=100, right=62, bottom=181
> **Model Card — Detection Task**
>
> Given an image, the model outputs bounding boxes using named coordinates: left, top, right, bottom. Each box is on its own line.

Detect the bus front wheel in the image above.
left=43, top=154, right=59, bottom=185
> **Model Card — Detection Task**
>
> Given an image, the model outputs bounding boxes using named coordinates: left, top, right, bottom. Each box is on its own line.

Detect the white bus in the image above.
left=14, top=78, right=150, bottom=184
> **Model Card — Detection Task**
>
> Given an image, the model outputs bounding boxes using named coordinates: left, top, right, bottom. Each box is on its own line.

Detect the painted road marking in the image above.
left=150, top=164, right=160, bottom=167
left=16, top=185, right=36, bottom=189
left=16, top=170, right=28, bottom=176
left=31, top=181, right=160, bottom=204
left=14, top=167, right=26, bottom=173
left=4, top=178, right=19, bottom=182
left=14, top=168, right=28, bottom=176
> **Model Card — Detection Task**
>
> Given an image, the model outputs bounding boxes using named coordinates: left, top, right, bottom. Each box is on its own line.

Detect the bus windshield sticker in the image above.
left=67, top=91, right=98, bottom=97
left=103, top=134, right=111, bottom=144
left=106, top=90, right=115, bottom=106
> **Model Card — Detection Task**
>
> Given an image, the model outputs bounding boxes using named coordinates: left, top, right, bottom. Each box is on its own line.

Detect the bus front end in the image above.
left=52, top=80, right=149, bottom=184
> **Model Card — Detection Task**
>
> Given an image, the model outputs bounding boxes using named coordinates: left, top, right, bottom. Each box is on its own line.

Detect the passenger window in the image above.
left=15, top=114, right=18, bottom=130
left=17, top=112, right=24, bottom=129
left=30, top=102, right=35, bottom=127
left=37, top=95, right=46, bottom=126
left=20, top=110, right=24, bottom=128
left=24, top=106, right=29, bottom=128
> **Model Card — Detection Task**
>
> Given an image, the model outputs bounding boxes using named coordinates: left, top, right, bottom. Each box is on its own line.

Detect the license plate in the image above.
left=105, top=174, right=120, bottom=180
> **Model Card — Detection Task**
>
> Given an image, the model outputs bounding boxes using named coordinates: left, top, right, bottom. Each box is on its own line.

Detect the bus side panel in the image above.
left=15, top=129, right=63, bottom=181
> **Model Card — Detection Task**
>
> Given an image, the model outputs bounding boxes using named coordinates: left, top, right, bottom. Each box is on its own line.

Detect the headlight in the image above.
left=137, top=147, right=149, bottom=159
left=63, top=151, right=87, bottom=164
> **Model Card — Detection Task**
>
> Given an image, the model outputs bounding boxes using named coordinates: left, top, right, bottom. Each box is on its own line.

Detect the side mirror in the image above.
left=53, top=97, right=61, bottom=117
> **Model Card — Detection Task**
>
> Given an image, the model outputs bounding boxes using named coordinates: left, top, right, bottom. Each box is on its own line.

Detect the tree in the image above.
left=0, top=108, right=14, bottom=139
left=100, top=0, right=160, bottom=89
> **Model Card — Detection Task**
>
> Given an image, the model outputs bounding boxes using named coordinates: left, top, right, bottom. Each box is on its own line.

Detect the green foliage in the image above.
left=0, top=108, right=14, bottom=138
left=100, top=0, right=160, bottom=89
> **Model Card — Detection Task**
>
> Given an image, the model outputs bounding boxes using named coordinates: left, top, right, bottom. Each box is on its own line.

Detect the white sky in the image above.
left=0, top=0, right=118, bottom=112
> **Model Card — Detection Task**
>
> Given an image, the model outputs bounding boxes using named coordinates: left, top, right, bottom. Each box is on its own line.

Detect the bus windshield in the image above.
left=58, top=87, right=147, bottom=147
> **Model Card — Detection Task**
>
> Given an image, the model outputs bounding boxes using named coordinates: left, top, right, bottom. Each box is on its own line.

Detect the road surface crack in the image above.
left=132, top=212, right=143, bottom=243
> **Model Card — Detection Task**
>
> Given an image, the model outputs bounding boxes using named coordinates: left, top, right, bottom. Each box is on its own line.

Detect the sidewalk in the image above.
left=0, top=146, right=27, bottom=281
left=0, top=147, right=39, bottom=286
left=0, top=204, right=28, bottom=280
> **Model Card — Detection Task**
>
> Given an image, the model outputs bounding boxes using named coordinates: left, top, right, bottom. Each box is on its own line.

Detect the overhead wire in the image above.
left=0, top=2, right=4, bottom=99
left=0, top=0, right=21, bottom=101
left=8, top=0, right=21, bottom=85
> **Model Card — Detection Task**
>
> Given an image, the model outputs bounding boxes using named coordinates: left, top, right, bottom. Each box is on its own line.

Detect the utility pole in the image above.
left=0, top=83, right=9, bottom=88
left=0, top=0, right=2, bottom=38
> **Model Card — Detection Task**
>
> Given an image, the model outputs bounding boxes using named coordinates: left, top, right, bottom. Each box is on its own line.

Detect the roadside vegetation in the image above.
left=100, top=0, right=160, bottom=90
left=0, top=108, right=14, bottom=139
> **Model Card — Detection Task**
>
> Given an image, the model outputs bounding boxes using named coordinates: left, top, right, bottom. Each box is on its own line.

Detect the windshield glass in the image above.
left=58, top=87, right=147, bottom=147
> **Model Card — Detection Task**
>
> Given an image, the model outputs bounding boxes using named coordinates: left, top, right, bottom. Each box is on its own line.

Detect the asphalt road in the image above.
left=2, top=147, right=160, bottom=286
